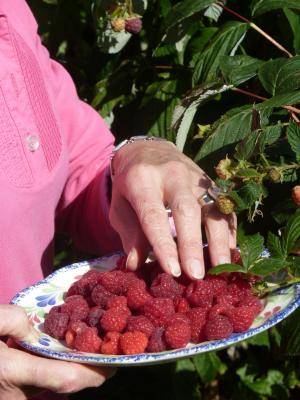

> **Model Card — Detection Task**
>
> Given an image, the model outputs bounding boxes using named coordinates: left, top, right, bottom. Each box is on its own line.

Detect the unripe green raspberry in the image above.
left=111, top=17, right=126, bottom=32
left=216, top=195, right=236, bottom=214
left=292, top=185, right=300, bottom=206
left=267, top=167, right=282, bottom=183
left=215, top=157, right=234, bottom=180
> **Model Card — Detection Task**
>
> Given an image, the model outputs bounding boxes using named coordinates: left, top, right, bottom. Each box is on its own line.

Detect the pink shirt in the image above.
left=0, top=0, right=120, bottom=304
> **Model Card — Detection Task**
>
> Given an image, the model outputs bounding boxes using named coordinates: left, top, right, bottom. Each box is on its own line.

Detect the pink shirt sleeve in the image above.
left=34, top=37, right=122, bottom=254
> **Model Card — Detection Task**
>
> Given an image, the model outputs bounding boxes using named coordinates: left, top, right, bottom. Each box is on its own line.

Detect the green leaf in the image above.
left=287, top=121, right=300, bottom=160
left=267, top=232, right=285, bottom=258
left=249, top=257, right=290, bottom=276
left=245, top=330, right=270, bottom=347
left=228, top=191, right=249, bottom=212
left=220, top=55, right=265, bottom=86
left=258, top=56, right=300, bottom=95
left=208, top=263, right=244, bottom=275
left=282, top=210, right=300, bottom=255
left=235, top=168, right=262, bottom=178
left=256, top=90, right=300, bottom=109
left=280, top=307, right=300, bottom=355
left=164, top=0, right=215, bottom=31
left=237, top=365, right=284, bottom=396
left=252, top=0, right=300, bottom=17
left=193, top=352, right=227, bottom=383
left=258, top=124, right=282, bottom=152
left=234, top=130, right=262, bottom=160
left=284, top=8, right=300, bottom=54
left=238, top=181, right=266, bottom=207
left=240, top=233, right=264, bottom=270
left=192, top=21, right=249, bottom=84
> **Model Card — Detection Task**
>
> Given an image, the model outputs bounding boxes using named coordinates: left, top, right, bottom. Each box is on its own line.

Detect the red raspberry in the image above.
left=66, top=270, right=101, bottom=297
left=86, top=306, right=105, bottom=327
left=106, top=296, right=128, bottom=310
left=101, top=332, right=121, bottom=355
left=215, top=293, right=239, bottom=306
left=239, top=293, right=263, bottom=314
left=227, top=281, right=251, bottom=302
left=292, top=185, right=300, bottom=206
left=98, top=270, right=127, bottom=295
left=65, top=321, right=88, bottom=348
left=73, top=327, right=102, bottom=353
left=127, top=315, right=155, bottom=338
left=231, top=248, right=242, bottom=265
left=60, top=296, right=89, bottom=322
left=165, top=322, right=191, bottom=349
left=119, top=331, right=148, bottom=355
left=174, top=297, right=190, bottom=313
left=44, top=312, right=69, bottom=339
left=188, top=307, right=207, bottom=343
left=204, top=315, right=233, bottom=340
left=115, top=255, right=127, bottom=271
left=186, top=280, right=214, bottom=308
left=226, top=306, right=257, bottom=332
left=125, top=17, right=142, bottom=35
left=208, top=304, right=234, bottom=319
left=147, top=327, right=167, bottom=353
left=122, top=272, right=141, bottom=293
left=100, top=308, right=129, bottom=332
left=127, top=283, right=152, bottom=310
left=143, top=298, right=175, bottom=327
left=150, top=273, right=184, bottom=299
left=91, top=284, right=114, bottom=308
left=205, top=275, right=227, bottom=296
left=167, top=313, right=190, bottom=327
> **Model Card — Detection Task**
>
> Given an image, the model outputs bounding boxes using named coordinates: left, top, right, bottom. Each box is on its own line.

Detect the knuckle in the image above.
left=180, top=238, right=201, bottom=252
left=165, top=160, right=189, bottom=179
left=173, top=196, right=199, bottom=218
left=56, top=370, right=80, bottom=393
left=139, top=205, right=165, bottom=228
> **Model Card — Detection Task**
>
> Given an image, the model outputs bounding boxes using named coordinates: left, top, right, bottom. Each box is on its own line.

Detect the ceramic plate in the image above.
left=10, top=252, right=300, bottom=366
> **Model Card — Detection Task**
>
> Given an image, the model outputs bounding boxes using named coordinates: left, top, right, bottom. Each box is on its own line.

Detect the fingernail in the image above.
left=189, top=259, right=204, bottom=279
left=168, top=258, right=181, bottom=277
left=126, top=248, right=138, bottom=270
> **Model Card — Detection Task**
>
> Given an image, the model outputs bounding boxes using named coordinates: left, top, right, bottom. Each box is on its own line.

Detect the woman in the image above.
left=0, top=1, right=236, bottom=398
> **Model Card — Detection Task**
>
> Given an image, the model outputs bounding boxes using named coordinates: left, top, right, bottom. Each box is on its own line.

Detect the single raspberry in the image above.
left=101, top=332, right=121, bottom=355
left=44, top=312, right=69, bottom=339
left=147, top=327, right=167, bottom=352
left=126, top=283, right=152, bottom=310
left=65, top=321, right=88, bottom=348
left=167, top=313, right=190, bottom=327
left=91, top=284, right=114, bottom=308
left=119, top=331, right=148, bottom=355
left=98, top=270, right=128, bottom=295
left=143, top=298, right=175, bottom=327
left=268, top=167, right=282, bottom=183
left=73, top=327, right=102, bottom=353
left=164, top=322, right=191, bottom=349
left=215, top=293, right=239, bottom=306
left=292, top=185, right=300, bottom=206
left=204, top=275, right=227, bottom=296
left=100, top=308, right=129, bottom=333
left=216, top=195, right=235, bottom=215
left=208, top=304, right=234, bottom=320
left=185, top=280, right=214, bottom=308
left=204, top=315, right=233, bottom=340
left=111, top=17, right=126, bottom=32
left=231, top=248, right=242, bottom=265
left=188, top=307, right=207, bottom=343
left=150, top=273, right=184, bottom=299
left=66, top=270, right=101, bottom=298
left=227, top=280, right=251, bottom=301
left=226, top=306, right=257, bottom=332
left=239, top=293, right=263, bottom=314
left=106, top=295, right=128, bottom=310
left=215, top=157, right=235, bottom=180
left=174, top=297, right=190, bottom=313
left=127, top=315, right=155, bottom=338
left=60, top=296, right=89, bottom=322
left=125, top=17, right=142, bottom=34
left=122, top=272, right=141, bottom=293
left=86, top=306, right=105, bottom=327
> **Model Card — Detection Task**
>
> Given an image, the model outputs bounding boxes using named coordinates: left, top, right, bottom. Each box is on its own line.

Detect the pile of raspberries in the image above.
left=44, top=253, right=263, bottom=355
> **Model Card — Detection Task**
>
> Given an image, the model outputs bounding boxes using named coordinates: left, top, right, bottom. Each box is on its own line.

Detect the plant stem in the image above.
left=222, top=5, right=293, bottom=58
left=258, top=278, right=300, bottom=298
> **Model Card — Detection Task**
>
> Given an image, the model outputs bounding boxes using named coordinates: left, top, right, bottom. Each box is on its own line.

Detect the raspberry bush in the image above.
left=30, top=0, right=300, bottom=399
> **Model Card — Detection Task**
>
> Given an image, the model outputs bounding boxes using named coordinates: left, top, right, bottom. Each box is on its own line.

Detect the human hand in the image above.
left=109, top=139, right=236, bottom=280
left=0, top=305, right=115, bottom=400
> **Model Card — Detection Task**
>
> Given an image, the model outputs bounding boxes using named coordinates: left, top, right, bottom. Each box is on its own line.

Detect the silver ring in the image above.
left=198, top=193, right=215, bottom=207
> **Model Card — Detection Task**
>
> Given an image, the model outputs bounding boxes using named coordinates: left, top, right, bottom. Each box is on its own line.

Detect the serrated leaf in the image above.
left=193, top=352, right=227, bottom=383
left=258, top=124, right=282, bottom=153
left=195, top=106, right=271, bottom=160
left=220, top=55, right=265, bottom=86
left=250, top=257, right=289, bottom=276
left=237, top=365, right=284, bottom=396
left=267, top=232, right=285, bottom=258
left=238, top=181, right=266, bottom=207
left=246, top=330, right=270, bottom=347
left=164, top=0, right=215, bottom=31
left=192, top=21, right=249, bottom=84
left=280, top=306, right=300, bottom=355
left=240, top=234, right=264, bottom=270
left=256, top=90, right=300, bottom=109
left=258, top=56, right=300, bottom=95
left=235, top=168, right=262, bottom=178
left=287, top=121, right=300, bottom=159
left=228, top=191, right=249, bottom=212
left=284, top=8, right=300, bottom=54
left=208, top=263, right=244, bottom=274
left=234, top=130, right=262, bottom=160
left=252, top=0, right=300, bottom=17
left=282, top=210, right=300, bottom=255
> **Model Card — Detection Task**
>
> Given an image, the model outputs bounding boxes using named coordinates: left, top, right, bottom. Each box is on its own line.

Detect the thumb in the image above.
left=0, top=305, right=39, bottom=342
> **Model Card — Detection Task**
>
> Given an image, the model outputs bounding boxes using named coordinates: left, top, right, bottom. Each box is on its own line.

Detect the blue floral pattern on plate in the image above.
left=10, top=251, right=300, bottom=367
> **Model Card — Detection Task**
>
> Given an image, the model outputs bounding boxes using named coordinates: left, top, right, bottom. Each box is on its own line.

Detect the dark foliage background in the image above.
left=28, top=1, right=300, bottom=399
